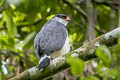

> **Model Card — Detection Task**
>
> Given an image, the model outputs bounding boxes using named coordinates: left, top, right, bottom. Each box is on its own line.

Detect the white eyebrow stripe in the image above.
left=52, top=17, right=68, bottom=26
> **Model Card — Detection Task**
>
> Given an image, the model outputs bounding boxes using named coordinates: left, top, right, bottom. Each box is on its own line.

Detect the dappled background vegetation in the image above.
left=0, top=0, right=120, bottom=80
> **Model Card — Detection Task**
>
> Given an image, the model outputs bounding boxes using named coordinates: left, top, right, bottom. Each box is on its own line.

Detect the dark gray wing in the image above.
left=34, top=20, right=67, bottom=58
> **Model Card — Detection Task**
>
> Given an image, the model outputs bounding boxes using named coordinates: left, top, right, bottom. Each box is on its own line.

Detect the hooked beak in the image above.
left=65, top=16, right=71, bottom=21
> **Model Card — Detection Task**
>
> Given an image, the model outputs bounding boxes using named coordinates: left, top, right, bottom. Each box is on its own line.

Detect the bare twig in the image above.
left=0, top=19, right=42, bottom=31
left=0, top=27, right=6, bottom=31
left=62, top=0, right=87, bottom=19
left=0, top=0, right=8, bottom=13
left=17, top=19, right=42, bottom=29
left=92, top=0, right=120, bottom=10
left=0, top=49, right=23, bottom=59
left=93, top=26, right=105, bottom=34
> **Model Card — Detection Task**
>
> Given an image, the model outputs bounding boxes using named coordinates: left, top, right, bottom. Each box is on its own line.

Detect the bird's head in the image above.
left=52, top=14, right=71, bottom=26
left=55, top=14, right=71, bottom=22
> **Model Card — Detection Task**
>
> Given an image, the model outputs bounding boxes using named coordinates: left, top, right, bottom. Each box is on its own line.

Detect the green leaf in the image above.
left=112, top=44, right=120, bottom=55
left=80, top=75, right=99, bottom=80
left=29, top=54, right=38, bottom=65
left=3, top=9, right=17, bottom=38
left=68, top=0, right=78, bottom=3
left=111, top=44, right=120, bottom=64
left=96, top=46, right=112, bottom=66
left=117, top=36, right=120, bottom=44
left=67, top=56, right=84, bottom=75
left=23, top=31, right=36, bottom=47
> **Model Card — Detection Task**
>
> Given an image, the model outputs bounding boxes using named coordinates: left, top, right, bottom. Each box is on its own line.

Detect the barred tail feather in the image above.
left=38, top=55, right=50, bottom=71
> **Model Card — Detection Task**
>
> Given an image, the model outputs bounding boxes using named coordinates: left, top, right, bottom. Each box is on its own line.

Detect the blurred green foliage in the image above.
left=67, top=39, right=120, bottom=80
left=67, top=56, right=84, bottom=75
left=0, top=0, right=120, bottom=80
left=96, top=46, right=112, bottom=67
left=67, top=38, right=120, bottom=80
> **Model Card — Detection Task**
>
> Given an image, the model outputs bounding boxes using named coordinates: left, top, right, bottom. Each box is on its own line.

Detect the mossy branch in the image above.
left=10, top=27, right=120, bottom=80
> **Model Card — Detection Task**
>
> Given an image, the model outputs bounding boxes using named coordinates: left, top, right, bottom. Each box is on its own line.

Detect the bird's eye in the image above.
left=56, top=15, right=67, bottom=19
left=60, top=15, right=66, bottom=19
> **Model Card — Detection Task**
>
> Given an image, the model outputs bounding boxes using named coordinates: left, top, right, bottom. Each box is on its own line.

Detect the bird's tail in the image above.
left=38, top=54, right=50, bottom=71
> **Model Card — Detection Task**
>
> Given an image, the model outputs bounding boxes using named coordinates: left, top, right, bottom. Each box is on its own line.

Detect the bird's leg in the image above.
left=51, top=57, right=53, bottom=60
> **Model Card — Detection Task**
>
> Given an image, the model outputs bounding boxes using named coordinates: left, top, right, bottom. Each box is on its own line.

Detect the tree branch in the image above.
left=92, top=0, right=120, bottom=10
left=0, top=49, right=24, bottom=66
left=0, top=27, right=6, bottom=31
left=17, top=19, right=42, bottom=29
left=62, top=0, right=87, bottom=19
left=0, top=19, right=42, bottom=32
left=0, top=49, right=20, bottom=56
left=10, top=27, right=120, bottom=80
left=0, top=0, right=8, bottom=13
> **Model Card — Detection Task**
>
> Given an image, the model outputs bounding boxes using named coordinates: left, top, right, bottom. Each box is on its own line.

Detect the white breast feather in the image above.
left=59, top=36, right=70, bottom=55
left=51, top=33, right=70, bottom=59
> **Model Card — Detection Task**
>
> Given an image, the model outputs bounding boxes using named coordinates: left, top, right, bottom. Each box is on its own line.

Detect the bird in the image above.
left=34, top=14, right=71, bottom=71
